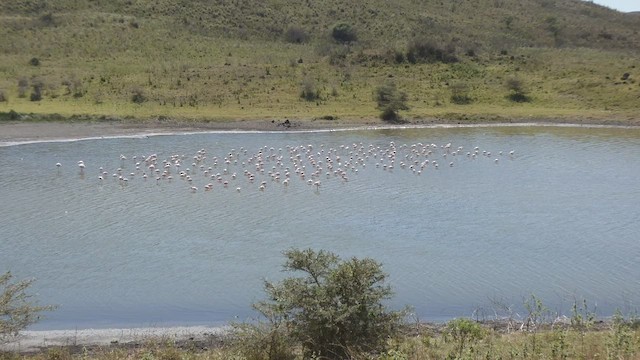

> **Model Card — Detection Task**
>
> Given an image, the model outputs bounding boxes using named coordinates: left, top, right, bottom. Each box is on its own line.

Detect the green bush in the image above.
left=446, top=318, right=484, bottom=358
left=250, top=249, right=405, bottom=359
left=375, top=82, right=409, bottom=122
left=450, top=82, right=473, bottom=104
left=506, top=77, right=530, bottom=102
left=1, top=272, right=56, bottom=342
left=300, top=78, right=320, bottom=101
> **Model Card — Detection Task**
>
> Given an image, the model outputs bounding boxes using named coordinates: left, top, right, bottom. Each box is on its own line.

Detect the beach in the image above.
left=1, top=326, right=228, bottom=353
left=2, top=114, right=640, bottom=146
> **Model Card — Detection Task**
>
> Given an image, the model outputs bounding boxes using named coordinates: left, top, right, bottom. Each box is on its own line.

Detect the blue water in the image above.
left=1, top=125, right=639, bottom=329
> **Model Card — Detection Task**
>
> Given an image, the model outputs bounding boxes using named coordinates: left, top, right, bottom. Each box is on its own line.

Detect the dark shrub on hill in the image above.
left=30, top=78, right=44, bottom=102
left=131, top=87, right=147, bottom=104
left=284, top=26, right=309, bottom=44
left=331, top=22, right=357, bottom=43
left=506, top=77, right=531, bottom=102
left=406, top=38, right=458, bottom=64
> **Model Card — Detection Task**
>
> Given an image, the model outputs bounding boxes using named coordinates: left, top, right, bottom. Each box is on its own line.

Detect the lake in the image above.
left=1, top=125, right=639, bottom=330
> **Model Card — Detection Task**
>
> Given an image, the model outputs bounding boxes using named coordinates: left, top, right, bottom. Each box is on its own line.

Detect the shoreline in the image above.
left=2, top=116, right=640, bottom=146
left=1, top=326, right=228, bottom=353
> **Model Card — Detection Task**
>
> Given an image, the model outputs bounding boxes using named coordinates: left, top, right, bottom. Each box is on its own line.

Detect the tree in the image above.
left=505, top=77, right=530, bottom=102
left=250, top=249, right=405, bottom=359
left=375, top=82, right=409, bottom=122
left=1, top=272, right=55, bottom=342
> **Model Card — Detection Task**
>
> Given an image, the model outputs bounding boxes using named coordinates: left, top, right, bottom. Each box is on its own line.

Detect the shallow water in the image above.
left=1, top=125, right=639, bottom=330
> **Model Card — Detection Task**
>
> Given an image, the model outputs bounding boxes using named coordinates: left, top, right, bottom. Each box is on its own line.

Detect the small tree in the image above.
left=250, top=249, right=405, bottom=359
left=1, top=272, right=55, bottom=342
left=450, top=82, right=472, bottom=104
left=506, top=77, right=530, bottom=102
left=17, top=78, right=29, bottom=98
left=30, top=78, right=44, bottom=102
left=331, top=22, right=357, bottom=43
left=300, top=77, right=320, bottom=101
left=446, top=318, right=484, bottom=358
left=375, top=82, right=409, bottom=122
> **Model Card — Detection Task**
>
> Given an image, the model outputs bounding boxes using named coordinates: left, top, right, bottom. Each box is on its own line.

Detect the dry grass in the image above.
left=0, top=0, right=639, bottom=124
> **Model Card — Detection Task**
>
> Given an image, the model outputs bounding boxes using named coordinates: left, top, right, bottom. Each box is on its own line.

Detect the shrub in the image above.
left=300, top=78, right=320, bottom=101
left=0, top=90, right=7, bottom=102
left=506, top=77, right=530, bottom=102
left=393, top=50, right=406, bottom=64
left=284, top=26, right=309, bottom=44
left=375, top=82, right=409, bottom=122
left=232, top=321, right=296, bottom=360
left=29, top=57, right=40, bottom=66
left=17, top=78, right=29, bottom=98
left=446, top=318, right=484, bottom=358
left=1, top=272, right=55, bottom=342
left=30, top=78, right=44, bottom=102
left=131, top=87, right=147, bottom=104
left=450, top=82, right=473, bottom=104
left=62, top=77, right=84, bottom=98
left=0, top=110, right=21, bottom=121
left=406, top=38, right=458, bottom=64
left=249, top=249, right=405, bottom=359
left=39, top=13, right=55, bottom=26
left=331, top=22, right=357, bottom=43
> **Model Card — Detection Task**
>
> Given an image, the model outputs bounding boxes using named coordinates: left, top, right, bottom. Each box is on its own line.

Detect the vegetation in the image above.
left=234, top=248, right=405, bottom=359
left=331, top=23, right=357, bottom=43
left=2, top=313, right=639, bottom=359
left=0, top=0, right=637, bottom=124
left=374, top=82, right=409, bottom=122
left=449, top=82, right=472, bottom=105
left=506, top=77, right=530, bottom=103
left=1, top=272, right=55, bottom=342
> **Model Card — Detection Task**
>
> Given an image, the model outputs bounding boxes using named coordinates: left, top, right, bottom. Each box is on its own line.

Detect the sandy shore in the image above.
left=0, top=118, right=366, bottom=145
left=1, top=326, right=228, bottom=353
left=2, top=115, right=640, bottom=145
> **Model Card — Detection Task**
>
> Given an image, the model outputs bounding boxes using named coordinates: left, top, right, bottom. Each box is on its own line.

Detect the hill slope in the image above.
left=0, top=0, right=639, bottom=123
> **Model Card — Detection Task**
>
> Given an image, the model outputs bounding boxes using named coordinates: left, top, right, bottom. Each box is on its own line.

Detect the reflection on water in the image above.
left=1, top=125, right=639, bottom=329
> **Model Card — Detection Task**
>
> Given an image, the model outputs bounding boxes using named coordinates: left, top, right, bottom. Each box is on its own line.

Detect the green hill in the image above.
left=1, top=0, right=639, bottom=124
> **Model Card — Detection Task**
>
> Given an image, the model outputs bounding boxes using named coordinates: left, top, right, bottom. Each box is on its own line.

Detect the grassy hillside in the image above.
left=0, top=0, right=639, bottom=124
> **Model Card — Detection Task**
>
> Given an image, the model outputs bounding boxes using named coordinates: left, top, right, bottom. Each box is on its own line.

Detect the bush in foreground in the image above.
left=1, top=272, right=55, bottom=342
left=236, top=249, right=405, bottom=359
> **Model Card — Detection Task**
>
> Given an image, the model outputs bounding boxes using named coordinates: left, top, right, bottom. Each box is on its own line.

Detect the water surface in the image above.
left=1, top=125, right=639, bottom=329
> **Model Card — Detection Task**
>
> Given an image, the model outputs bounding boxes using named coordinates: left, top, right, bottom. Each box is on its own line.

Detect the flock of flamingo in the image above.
left=55, top=141, right=514, bottom=193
